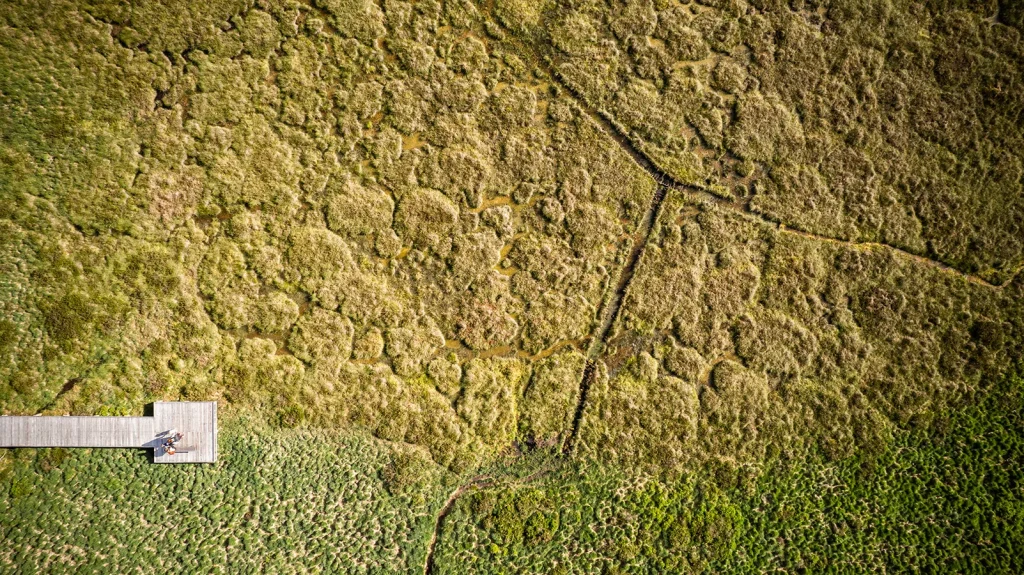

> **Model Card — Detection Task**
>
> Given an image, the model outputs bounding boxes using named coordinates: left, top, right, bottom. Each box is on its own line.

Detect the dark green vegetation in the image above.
left=2, top=0, right=1022, bottom=571
left=1, top=427, right=449, bottom=572
left=432, top=368, right=1024, bottom=573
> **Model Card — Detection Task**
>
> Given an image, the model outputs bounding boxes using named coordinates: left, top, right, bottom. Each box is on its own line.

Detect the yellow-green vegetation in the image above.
left=0, top=0, right=655, bottom=467
left=533, top=0, right=1024, bottom=283
left=583, top=192, right=1024, bottom=477
left=2, top=0, right=1023, bottom=571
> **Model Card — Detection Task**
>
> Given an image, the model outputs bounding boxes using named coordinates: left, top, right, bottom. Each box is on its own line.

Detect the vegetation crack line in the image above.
left=563, top=184, right=670, bottom=454
left=522, top=45, right=1019, bottom=290
left=421, top=462, right=557, bottom=574
left=468, top=10, right=682, bottom=458
left=477, top=0, right=1023, bottom=291
left=764, top=219, right=1013, bottom=289
left=423, top=476, right=493, bottom=575
left=563, top=359, right=596, bottom=455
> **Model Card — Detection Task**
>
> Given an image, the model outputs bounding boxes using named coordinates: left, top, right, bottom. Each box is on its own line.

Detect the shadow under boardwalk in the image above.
left=0, top=402, right=217, bottom=464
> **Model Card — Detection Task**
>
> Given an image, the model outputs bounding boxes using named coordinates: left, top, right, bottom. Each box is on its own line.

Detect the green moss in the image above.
left=41, top=292, right=94, bottom=347
left=457, top=358, right=529, bottom=450
left=352, top=326, right=384, bottom=361
left=384, top=323, right=445, bottom=376
left=394, top=188, right=459, bottom=249
left=427, top=355, right=462, bottom=398
left=286, top=227, right=356, bottom=310
left=448, top=231, right=502, bottom=287
left=0, top=320, right=17, bottom=355
left=316, top=0, right=385, bottom=44
left=380, top=447, right=437, bottom=497
left=663, top=345, right=706, bottom=383
left=519, top=350, right=585, bottom=444
left=521, top=292, right=594, bottom=354
left=253, top=291, right=299, bottom=334
left=276, top=403, right=306, bottom=428
left=494, top=0, right=545, bottom=35
left=287, top=306, right=354, bottom=364
left=530, top=0, right=1024, bottom=278
left=325, top=178, right=394, bottom=237
left=432, top=369, right=1024, bottom=573
left=725, top=92, right=805, bottom=164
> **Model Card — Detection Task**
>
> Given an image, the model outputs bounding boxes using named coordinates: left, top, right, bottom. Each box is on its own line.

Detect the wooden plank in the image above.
left=0, top=402, right=218, bottom=464
left=0, top=416, right=155, bottom=448
left=152, top=402, right=217, bottom=464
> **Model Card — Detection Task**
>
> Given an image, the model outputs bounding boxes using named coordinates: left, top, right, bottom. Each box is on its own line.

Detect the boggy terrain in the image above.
left=1, top=0, right=1023, bottom=572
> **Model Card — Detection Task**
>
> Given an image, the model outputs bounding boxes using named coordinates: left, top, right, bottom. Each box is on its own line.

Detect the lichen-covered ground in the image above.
left=2, top=0, right=1023, bottom=572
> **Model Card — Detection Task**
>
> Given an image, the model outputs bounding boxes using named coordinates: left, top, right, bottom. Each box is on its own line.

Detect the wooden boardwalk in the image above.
left=0, top=402, right=217, bottom=463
